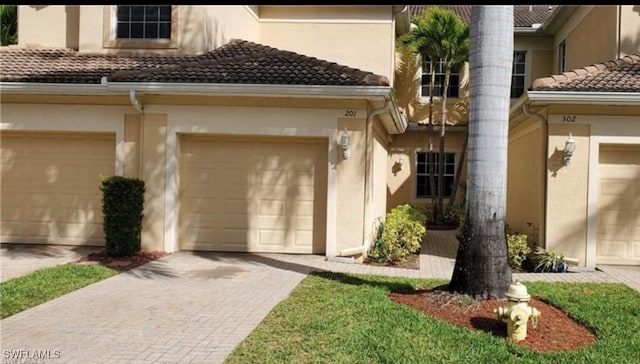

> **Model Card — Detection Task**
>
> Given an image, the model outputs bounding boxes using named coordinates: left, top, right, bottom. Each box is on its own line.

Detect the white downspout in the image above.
left=332, top=101, right=392, bottom=261
left=129, top=89, right=144, bottom=113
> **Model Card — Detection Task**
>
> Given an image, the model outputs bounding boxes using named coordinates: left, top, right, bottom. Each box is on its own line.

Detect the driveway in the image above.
left=0, top=252, right=311, bottom=364
left=1, top=244, right=102, bottom=282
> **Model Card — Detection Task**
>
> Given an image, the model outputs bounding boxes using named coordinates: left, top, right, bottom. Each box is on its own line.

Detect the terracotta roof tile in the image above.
left=0, top=39, right=389, bottom=86
left=409, top=5, right=557, bottom=27
left=531, top=53, right=640, bottom=92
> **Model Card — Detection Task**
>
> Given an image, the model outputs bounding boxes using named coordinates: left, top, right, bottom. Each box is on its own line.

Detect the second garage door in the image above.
left=1, top=132, right=115, bottom=246
left=597, top=144, right=640, bottom=265
left=179, top=135, right=327, bottom=253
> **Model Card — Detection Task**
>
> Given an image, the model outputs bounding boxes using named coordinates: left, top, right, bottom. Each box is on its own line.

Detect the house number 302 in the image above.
left=344, top=110, right=357, bottom=117
left=561, top=115, right=577, bottom=122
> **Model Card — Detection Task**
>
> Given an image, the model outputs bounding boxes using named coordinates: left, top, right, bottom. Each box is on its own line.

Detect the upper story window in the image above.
left=103, top=5, right=179, bottom=49
left=558, top=40, right=566, bottom=73
left=116, top=5, right=172, bottom=40
left=511, top=51, right=526, bottom=98
left=421, top=58, right=460, bottom=99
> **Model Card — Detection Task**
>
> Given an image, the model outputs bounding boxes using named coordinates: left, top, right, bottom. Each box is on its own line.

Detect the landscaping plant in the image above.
left=506, top=231, right=531, bottom=270
left=100, top=176, right=146, bottom=257
left=369, top=204, right=427, bottom=264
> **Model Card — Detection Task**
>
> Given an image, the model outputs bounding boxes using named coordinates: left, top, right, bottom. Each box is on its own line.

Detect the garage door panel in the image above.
left=179, top=136, right=326, bottom=253
left=597, top=145, right=640, bottom=265
left=1, top=133, right=114, bottom=246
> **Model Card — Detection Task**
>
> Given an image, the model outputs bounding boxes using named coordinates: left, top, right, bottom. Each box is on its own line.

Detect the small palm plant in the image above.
left=533, top=246, right=567, bottom=273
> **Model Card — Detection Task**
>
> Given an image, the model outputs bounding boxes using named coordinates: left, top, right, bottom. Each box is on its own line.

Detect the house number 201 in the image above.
left=561, top=115, right=576, bottom=122
left=344, top=110, right=357, bottom=117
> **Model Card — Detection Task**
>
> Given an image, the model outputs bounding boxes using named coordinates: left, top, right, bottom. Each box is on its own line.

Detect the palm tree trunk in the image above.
left=449, top=5, right=513, bottom=299
left=436, top=64, right=450, bottom=225
left=428, top=60, right=438, bottom=221
left=448, top=127, right=468, bottom=212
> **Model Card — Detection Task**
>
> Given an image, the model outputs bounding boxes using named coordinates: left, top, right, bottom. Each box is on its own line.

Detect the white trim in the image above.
left=527, top=91, right=640, bottom=105
left=0, top=82, right=392, bottom=98
left=256, top=18, right=392, bottom=24
left=326, top=132, right=338, bottom=257
left=164, top=129, right=179, bottom=253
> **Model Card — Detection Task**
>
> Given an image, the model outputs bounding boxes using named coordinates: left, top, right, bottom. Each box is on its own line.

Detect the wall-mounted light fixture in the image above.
left=398, top=157, right=405, bottom=170
left=563, top=133, right=576, bottom=166
left=340, top=127, right=351, bottom=160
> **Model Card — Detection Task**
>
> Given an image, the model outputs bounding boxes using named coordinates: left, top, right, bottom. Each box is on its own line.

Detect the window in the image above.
left=511, top=51, right=526, bottom=98
left=116, top=5, right=172, bottom=40
left=103, top=5, right=179, bottom=49
left=558, top=40, right=566, bottom=73
left=421, top=58, right=460, bottom=98
left=416, top=152, right=455, bottom=198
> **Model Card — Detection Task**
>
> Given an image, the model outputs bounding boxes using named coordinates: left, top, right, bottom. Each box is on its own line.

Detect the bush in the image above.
left=369, top=204, right=427, bottom=264
left=100, top=176, right=145, bottom=257
left=506, top=232, right=531, bottom=270
left=531, top=246, right=567, bottom=273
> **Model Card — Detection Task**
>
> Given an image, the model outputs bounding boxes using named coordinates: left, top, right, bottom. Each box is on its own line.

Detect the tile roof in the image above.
left=409, top=5, right=558, bottom=28
left=0, top=39, right=389, bottom=86
left=531, top=53, right=640, bottom=92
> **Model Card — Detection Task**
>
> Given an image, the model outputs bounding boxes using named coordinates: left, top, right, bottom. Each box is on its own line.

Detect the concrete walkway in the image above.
left=1, top=230, right=638, bottom=364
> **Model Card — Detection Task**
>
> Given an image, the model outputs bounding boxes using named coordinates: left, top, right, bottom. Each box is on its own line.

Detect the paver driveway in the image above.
left=1, top=251, right=311, bottom=364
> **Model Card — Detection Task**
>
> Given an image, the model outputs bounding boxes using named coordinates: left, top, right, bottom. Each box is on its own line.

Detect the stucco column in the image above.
left=140, top=114, right=167, bottom=252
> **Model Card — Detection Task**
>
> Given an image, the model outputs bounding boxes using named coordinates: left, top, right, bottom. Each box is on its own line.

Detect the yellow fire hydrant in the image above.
left=494, top=281, right=540, bottom=342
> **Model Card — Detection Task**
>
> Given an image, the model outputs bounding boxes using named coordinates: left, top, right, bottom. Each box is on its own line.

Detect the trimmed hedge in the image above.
left=100, top=176, right=145, bottom=257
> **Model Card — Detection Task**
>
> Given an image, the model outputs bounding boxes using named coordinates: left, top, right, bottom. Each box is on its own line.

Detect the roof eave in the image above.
left=0, top=81, right=393, bottom=99
left=527, top=90, right=640, bottom=105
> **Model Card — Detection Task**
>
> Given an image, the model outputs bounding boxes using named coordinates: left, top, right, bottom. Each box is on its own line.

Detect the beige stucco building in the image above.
left=2, top=5, right=639, bottom=267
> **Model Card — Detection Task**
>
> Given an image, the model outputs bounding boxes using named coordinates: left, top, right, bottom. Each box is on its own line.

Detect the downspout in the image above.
left=129, top=89, right=145, bottom=178
left=333, top=100, right=392, bottom=261
left=522, top=103, right=547, bottom=249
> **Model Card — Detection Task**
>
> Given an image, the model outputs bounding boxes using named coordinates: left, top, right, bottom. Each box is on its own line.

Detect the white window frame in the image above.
left=415, top=151, right=456, bottom=199
left=103, top=5, right=179, bottom=49
left=511, top=50, right=527, bottom=99
left=420, top=58, right=461, bottom=99
left=558, top=40, right=567, bottom=73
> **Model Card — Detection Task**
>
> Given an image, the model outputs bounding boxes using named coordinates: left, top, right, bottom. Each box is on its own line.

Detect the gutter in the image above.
left=0, top=81, right=394, bottom=99
left=527, top=91, right=640, bottom=105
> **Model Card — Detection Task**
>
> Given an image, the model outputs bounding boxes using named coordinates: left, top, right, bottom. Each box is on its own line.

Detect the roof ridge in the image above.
left=531, top=53, right=640, bottom=90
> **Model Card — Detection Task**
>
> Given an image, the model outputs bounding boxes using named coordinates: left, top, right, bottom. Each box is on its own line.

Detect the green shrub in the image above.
left=371, top=204, right=427, bottom=264
left=506, top=232, right=531, bottom=270
left=100, top=176, right=145, bottom=257
left=532, top=246, right=566, bottom=273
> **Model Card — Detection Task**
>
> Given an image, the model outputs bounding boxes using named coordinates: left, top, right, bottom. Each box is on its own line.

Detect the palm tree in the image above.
left=398, top=7, right=469, bottom=225
left=397, top=9, right=440, bottom=211
left=0, top=5, right=17, bottom=46
left=448, top=5, right=514, bottom=299
left=429, top=9, right=469, bottom=225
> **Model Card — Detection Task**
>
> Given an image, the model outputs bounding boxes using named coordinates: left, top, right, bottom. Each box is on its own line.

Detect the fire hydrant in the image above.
left=493, top=281, right=540, bottom=342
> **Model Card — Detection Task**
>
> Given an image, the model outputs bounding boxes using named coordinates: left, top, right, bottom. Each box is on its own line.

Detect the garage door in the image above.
left=179, top=135, right=327, bottom=253
left=1, top=132, right=115, bottom=246
left=597, top=144, right=640, bottom=265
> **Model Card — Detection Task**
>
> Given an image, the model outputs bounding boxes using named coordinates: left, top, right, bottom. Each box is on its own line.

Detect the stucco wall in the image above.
left=387, top=129, right=466, bottom=211
left=565, top=6, right=618, bottom=69
left=545, top=123, right=590, bottom=265
left=620, top=5, right=640, bottom=56
left=18, top=5, right=79, bottom=49
left=507, top=119, right=545, bottom=244
left=367, top=118, right=390, bottom=254
left=259, top=6, right=394, bottom=79
left=531, top=50, right=554, bottom=82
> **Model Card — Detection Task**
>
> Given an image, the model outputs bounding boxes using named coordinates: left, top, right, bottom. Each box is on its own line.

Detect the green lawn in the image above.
left=0, top=264, right=117, bottom=319
left=226, top=272, right=640, bottom=364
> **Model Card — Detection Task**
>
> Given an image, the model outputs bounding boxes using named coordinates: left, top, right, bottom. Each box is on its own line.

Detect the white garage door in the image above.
left=179, top=135, right=327, bottom=253
left=1, top=132, right=115, bottom=246
left=597, top=144, right=640, bottom=265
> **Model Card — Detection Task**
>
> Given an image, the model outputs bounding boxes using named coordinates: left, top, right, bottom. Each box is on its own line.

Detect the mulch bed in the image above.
left=73, top=250, right=169, bottom=272
left=389, top=287, right=597, bottom=352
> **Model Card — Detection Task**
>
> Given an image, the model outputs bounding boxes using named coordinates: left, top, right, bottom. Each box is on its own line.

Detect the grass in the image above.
left=226, top=272, right=640, bottom=364
left=1, top=264, right=117, bottom=319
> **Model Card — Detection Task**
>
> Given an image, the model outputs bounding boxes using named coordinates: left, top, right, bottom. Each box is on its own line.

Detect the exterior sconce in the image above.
left=563, top=133, right=576, bottom=166
left=340, top=127, right=351, bottom=160
left=398, top=157, right=405, bottom=170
